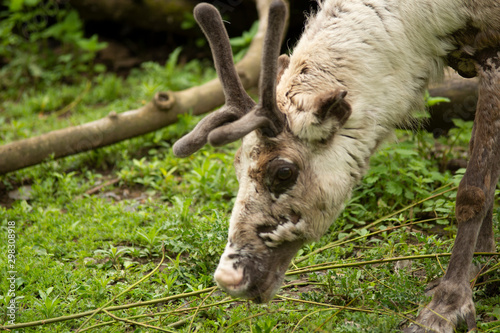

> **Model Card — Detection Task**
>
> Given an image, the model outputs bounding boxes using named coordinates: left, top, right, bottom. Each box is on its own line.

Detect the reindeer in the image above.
left=173, top=0, right=500, bottom=332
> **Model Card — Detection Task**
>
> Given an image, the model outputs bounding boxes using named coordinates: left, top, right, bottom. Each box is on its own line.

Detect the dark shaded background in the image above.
left=70, top=0, right=319, bottom=73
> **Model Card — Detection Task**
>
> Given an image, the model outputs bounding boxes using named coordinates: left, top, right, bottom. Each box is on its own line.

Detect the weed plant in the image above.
left=0, top=32, right=499, bottom=333
left=0, top=0, right=107, bottom=100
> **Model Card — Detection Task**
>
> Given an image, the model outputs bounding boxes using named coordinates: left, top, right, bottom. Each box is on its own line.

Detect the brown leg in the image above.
left=405, top=50, right=500, bottom=333
left=465, top=204, right=497, bottom=287
left=422, top=203, right=495, bottom=297
left=475, top=204, right=496, bottom=253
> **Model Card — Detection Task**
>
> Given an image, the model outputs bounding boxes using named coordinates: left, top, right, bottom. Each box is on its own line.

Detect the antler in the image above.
left=172, top=3, right=256, bottom=157
left=207, top=0, right=287, bottom=145
left=173, top=0, right=288, bottom=157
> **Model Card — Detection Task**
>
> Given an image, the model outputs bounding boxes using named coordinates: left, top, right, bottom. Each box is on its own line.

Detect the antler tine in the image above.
left=193, top=3, right=255, bottom=108
left=173, top=3, right=256, bottom=157
left=207, top=0, right=288, bottom=146
left=257, top=0, right=287, bottom=130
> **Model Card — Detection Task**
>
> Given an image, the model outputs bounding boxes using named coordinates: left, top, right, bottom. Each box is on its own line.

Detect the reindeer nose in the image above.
left=214, top=249, right=245, bottom=290
left=214, top=262, right=244, bottom=288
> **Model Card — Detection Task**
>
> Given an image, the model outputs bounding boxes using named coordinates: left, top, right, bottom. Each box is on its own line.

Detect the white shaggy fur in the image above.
left=278, top=0, right=470, bottom=145
left=259, top=219, right=308, bottom=247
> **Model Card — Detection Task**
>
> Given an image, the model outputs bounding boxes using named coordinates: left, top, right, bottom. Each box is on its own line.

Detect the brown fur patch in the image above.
left=247, top=144, right=277, bottom=185
left=447, top=25, right=500, bottom=78
left=276, top=54, right=290, bottom=85
left=456, top=185, right=485, bottom=223
left=313, top=90, right=351, bottom=124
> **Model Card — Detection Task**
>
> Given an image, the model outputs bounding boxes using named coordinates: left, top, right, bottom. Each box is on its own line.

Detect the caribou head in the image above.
left=173, top=0, right=357, bottom=303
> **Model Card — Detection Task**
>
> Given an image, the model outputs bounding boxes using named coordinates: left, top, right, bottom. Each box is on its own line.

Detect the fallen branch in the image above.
left=0, top=0, right=280, bottom=175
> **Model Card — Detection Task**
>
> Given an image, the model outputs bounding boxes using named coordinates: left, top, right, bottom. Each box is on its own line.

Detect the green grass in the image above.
left=1, top=52, right=499, bottom=332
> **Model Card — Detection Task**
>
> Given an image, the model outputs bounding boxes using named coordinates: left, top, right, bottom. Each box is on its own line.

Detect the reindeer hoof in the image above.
left=404, top=280, right=477, bottom=333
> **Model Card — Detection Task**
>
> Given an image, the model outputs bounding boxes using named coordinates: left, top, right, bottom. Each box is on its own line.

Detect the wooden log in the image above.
left=426, top=71, right=479, bottom=136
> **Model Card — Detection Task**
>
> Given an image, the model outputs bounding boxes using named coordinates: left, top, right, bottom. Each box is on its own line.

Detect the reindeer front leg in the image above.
left=406, top=50, right=500, bottom=333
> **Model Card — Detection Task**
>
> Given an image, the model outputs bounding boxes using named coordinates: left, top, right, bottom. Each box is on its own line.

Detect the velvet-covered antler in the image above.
left=173, top=0, right=288, bottom=157
left=172, top=3, right=255, bottom=157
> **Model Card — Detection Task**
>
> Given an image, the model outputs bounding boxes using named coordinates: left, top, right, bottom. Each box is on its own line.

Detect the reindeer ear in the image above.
left=313, top=90, right=351, bottom=127
left=287, top=89, right=351, bottom=142
left=276, top=54, right=290, bottom=84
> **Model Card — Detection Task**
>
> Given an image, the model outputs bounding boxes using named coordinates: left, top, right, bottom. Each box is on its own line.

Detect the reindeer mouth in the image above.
left=214, top=260, right=286, bottom=303
left=214, top=240, right=304, bottom=303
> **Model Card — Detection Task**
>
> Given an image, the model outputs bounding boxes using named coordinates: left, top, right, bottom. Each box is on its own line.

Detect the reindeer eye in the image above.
left=266, top=159, right=299, bottom=197
left=277, top=167, right=292, bottom=180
